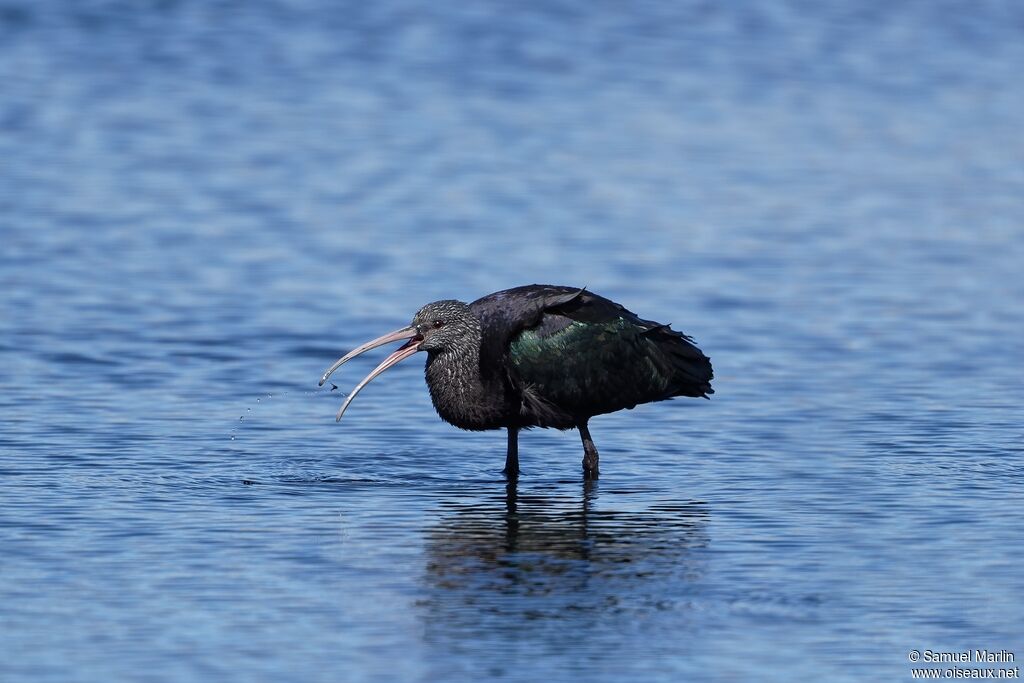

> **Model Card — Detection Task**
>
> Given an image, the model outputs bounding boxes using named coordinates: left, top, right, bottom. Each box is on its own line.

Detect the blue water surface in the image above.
left=2, top=2, right=1023, bottom=681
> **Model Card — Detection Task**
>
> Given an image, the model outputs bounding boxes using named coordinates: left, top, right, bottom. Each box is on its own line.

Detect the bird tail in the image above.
left=644, top=327, right=714, bottom=398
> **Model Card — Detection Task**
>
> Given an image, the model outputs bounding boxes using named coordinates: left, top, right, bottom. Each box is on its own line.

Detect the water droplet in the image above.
left=239, top=416, right=244, bottom=421
left=247, top=407, right=251, bottom=412
left=230, top=435, right=235, bottom=441
left=256, top=398, right=260, bottom=403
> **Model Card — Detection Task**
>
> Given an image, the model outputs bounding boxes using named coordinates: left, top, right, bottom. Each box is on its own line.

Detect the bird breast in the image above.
left=424, top=351, right=515, bottom=431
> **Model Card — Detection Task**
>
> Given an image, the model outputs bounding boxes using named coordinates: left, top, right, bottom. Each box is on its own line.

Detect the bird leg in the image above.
left=578, top=421, right=600, bottom=479
left=504, top=427, right=520, bottom=479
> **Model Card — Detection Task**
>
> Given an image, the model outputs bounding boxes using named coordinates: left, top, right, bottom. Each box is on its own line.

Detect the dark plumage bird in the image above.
left=319, top=285, right=713, bottom=479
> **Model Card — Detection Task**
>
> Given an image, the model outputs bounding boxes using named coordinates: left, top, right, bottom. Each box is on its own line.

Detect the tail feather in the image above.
left=646, top=328, right=714, bottom=398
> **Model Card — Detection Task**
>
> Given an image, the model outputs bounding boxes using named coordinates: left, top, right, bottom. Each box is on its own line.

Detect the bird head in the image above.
left=411, top=299, right=476, bottom=352
left=318, top=299, right=477, bottom=422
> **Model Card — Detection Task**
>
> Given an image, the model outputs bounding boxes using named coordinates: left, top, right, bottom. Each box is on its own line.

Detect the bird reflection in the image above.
left=418, top=479, right=710, bottom=640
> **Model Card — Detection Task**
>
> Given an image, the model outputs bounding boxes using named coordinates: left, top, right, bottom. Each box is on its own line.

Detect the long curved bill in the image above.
left=319, top=326, right=418, bottom=387
left=318, top=325, right=423, bottom=423
left=332, top=338, right=422, bottom=422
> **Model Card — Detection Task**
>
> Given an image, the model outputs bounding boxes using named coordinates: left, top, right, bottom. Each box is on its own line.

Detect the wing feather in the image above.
left=469, top=285, right=713, bottom=427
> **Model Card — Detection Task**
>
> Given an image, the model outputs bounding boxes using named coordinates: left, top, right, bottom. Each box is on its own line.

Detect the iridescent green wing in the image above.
left=508, top=313, right=676, bottom=418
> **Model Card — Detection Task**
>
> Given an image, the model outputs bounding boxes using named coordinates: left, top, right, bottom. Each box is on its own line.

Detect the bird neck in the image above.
left=424, top=327, right=513, bottom=430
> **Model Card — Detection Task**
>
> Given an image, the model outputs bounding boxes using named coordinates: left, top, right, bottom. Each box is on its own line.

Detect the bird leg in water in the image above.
left=578, top=421, right=600, bottom=479
left=504, top=427, right=520, bottom=479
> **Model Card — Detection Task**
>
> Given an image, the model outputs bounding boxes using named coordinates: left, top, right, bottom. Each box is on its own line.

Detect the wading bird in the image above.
left=319, top=285, right=713, bottom=479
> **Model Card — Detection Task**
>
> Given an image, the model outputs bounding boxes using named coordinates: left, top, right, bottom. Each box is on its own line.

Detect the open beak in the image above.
left=318, top=326, right=423, bottom=422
